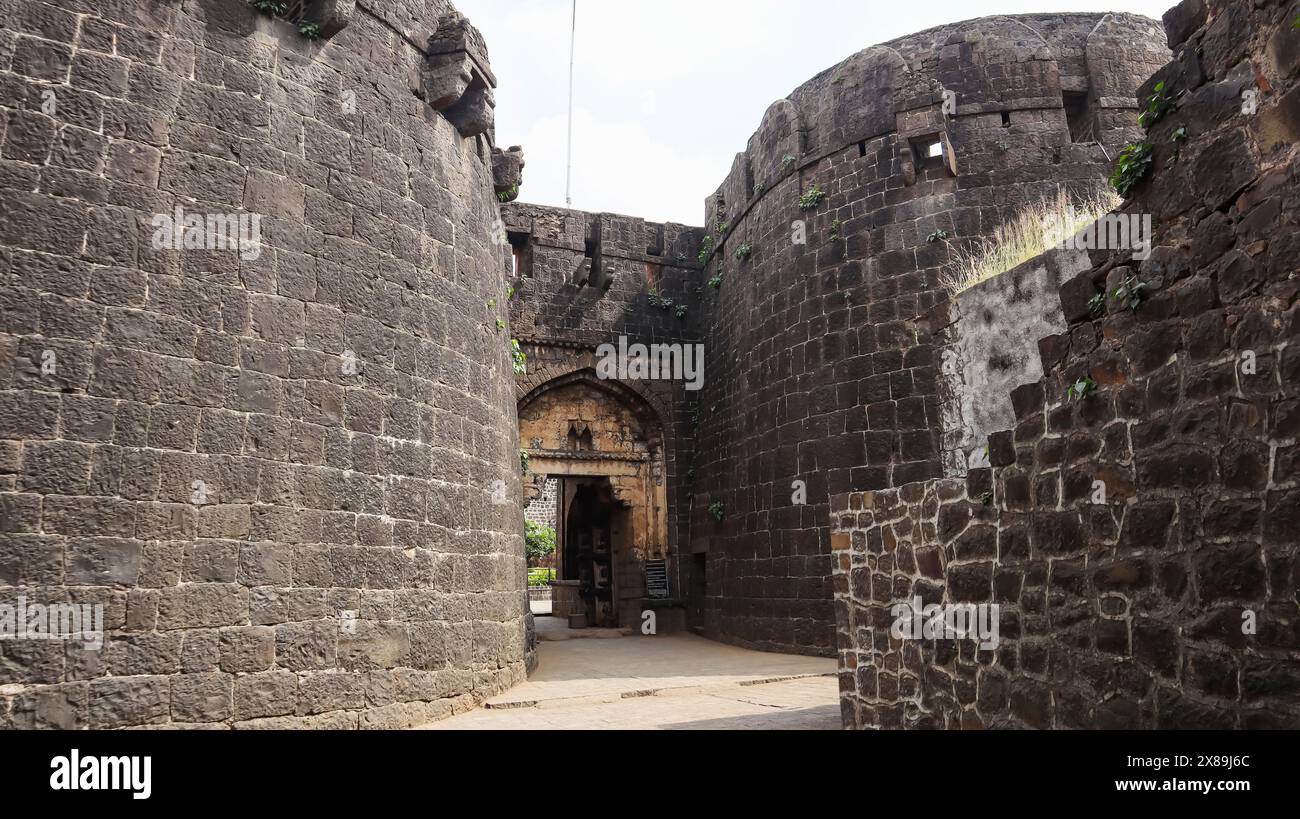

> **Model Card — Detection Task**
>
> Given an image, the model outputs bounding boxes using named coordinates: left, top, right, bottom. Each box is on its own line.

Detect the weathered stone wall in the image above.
left=524, top=478, right=557, bottom=529
left=927, top=247, right=1093, bottom=476
left=832, top=0, right=1300, bottom=729
left=690, top=13, right=1169, bottom=656
left=0, top=0, right=529, bottom=729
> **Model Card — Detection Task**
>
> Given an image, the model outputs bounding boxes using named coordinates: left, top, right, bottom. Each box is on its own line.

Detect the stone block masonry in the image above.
left=524, top=478, right=557, bottom=529
left=0, top=0, right=530, bottom=729
left=832, top=0, right=1300, bottom=729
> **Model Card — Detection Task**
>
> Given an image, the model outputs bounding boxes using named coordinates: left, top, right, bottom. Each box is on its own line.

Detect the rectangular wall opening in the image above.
left=1063, top=91, right=1093, bottom=143
left=909, top=134, right=950, bottom=174
left=508, top=231, right=532, bottom=278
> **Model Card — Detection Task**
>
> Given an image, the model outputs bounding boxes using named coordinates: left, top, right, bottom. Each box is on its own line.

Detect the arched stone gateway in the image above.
left=518, top=370, right=670, bottom=630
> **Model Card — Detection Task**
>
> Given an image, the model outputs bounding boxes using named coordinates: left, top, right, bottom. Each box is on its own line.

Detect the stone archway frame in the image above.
left=515, top=350, right=676, bottom=455
left=517, top=365, right=673, bottom=625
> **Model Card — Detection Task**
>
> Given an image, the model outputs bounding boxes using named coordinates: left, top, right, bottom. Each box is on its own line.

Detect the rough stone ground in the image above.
left=418, top=621, right=839, bottom=730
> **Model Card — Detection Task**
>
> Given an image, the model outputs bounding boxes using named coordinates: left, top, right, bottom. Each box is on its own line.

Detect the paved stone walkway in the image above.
left=420, top=624, right=840, bottom=730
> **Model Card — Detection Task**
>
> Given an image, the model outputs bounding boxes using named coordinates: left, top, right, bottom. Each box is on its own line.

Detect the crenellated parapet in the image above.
left=702, top=13, right=1168, bottom=239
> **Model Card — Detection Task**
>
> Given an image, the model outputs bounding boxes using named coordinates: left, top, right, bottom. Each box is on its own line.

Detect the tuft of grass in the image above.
left=939, top=189, right=1121, bottom=295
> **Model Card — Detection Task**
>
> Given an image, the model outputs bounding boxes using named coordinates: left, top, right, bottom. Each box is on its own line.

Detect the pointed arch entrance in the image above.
left=518, top=370, right=668, bottom=629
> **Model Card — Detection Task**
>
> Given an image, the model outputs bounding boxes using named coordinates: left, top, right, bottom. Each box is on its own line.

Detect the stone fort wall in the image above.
left=688, top=13, right=1170, bottom=656
left=0, top=0, right=529, bottom=728
left=831, top=0, right=1300, bottom=729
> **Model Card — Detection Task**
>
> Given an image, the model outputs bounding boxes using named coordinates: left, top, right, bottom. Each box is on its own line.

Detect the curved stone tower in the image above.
left=689, top=13, right=1170, bottom=655
left=0, top=0, right=528, bottom=728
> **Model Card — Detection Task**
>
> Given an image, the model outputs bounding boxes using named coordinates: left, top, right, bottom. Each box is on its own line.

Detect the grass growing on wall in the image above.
left=940, top=189, right=1121, bottom=295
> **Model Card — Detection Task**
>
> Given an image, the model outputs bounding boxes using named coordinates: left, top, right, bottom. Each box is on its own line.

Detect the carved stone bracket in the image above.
left=423, top=12, right=496, bottom=138
left=312, top=0, right=354, bottom=38
left=493, top=145, right=525, bottom=202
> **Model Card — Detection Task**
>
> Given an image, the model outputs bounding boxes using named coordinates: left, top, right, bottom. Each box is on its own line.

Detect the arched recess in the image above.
left=1084, top=13, right=1171, bottom=151
left=517, top=368, right=670, bottom=630
left=514, top=349, right=675, bottom=448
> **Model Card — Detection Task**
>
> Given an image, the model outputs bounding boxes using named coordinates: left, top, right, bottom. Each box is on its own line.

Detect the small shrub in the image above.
left=527, top=568, right=556, bottom=588
left=1109, top=275, right=1149, bottom=312
left=830, top=219, right=842, bottom=241
left=978, top=491, right=994, bottom=507
left=647, top=289, right=674, bottom=311
left=926, top=229, right=950, bottom=244
left=1088, top=292, right=1107, bottom=318
left=1067, top=377, right=1098, bottom=402
left=780, top=154, right=797, bottom=174
left=708, top=273, right=724, bottom=289
left=798, top=185, right=825, bottom=211
left=497, top=185, right=519, bottom=203
left=248, top=0, right=288, bottom=14
left=511, top=339, right=527, bottom=375
left=733, top=242, right=752, bottom=262
left=1137, top=81, right=1175, bottom=130
left=519, top=449, right=530, bottom=473
left=675, top=305, right=688, bottom=319
left=697, top=235, right=715, bottom=265
left=708, top=501, right=725, bottom=522
left=525, top=523, right=556, bottom=567
left=1110, top=142, right=1154, bottom=196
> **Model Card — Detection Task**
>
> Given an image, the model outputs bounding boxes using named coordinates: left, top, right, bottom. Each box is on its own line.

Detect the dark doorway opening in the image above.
left=559, top=478, right=621, bottom=627
left=1063, top=91, right=1093, bottom=143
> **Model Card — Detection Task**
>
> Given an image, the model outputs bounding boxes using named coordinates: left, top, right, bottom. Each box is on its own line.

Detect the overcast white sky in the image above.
left=455, top=0, right=1174, bottom=225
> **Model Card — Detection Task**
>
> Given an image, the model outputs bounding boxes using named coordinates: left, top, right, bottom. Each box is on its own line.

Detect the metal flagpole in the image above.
left=565, top=0, right=576, bottom=208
